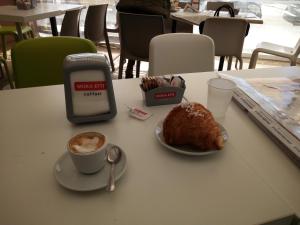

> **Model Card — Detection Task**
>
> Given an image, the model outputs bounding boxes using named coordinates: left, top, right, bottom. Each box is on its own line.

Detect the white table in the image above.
left=171, top=9, right=263, bottom=27
left=0, top=67, right=299, bottom=225
left=74, top=0, right=114, bottom=5
left=0, top=3, right=84, bottom=39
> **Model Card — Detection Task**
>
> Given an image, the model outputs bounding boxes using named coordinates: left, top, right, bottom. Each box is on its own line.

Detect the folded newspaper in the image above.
left=222, top=74, right=300, bottom=167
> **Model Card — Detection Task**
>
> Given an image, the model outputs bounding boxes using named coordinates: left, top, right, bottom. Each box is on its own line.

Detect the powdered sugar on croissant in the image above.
left=163, top=102, right=224, bottom=150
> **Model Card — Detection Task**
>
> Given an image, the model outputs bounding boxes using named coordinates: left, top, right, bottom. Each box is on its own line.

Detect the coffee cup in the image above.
left=67, top=132, right=108, bottom=174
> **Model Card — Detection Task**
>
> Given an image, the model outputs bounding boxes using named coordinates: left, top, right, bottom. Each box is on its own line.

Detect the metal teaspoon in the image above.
left=106, top=145, right=121, bottom=192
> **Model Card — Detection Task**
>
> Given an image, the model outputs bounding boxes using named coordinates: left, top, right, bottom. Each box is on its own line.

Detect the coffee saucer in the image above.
left=54, top=144, right=127, bottom=191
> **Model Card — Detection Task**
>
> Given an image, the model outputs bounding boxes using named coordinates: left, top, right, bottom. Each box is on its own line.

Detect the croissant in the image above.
left=163, top=102, right=224, bottom=150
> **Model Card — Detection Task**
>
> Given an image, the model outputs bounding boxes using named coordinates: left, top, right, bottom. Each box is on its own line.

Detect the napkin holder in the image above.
left=63, top=53, right=117, bottom=124
left=140, top=82, right=186, bottom=106
left=16, top=0, right=37, bottom=10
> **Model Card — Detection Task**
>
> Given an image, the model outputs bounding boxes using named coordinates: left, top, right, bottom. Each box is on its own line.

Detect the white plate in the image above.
left=155, top=121, right=228, bottom=156
left=54, top=144, right=127, bottom=191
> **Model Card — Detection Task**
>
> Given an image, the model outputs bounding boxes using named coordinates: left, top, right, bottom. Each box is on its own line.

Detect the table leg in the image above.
left=50, top=16, right=59, bottom=36
left=16, top=22, right=24, bottom=40
left=172, top=19, right=177, bottom=33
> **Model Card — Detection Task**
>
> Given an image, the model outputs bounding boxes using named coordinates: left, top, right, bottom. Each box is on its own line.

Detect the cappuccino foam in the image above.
left=69, top=132, right=105, bottom=154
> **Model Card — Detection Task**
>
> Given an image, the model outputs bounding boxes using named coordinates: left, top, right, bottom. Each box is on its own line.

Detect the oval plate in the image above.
left=155, top=121, right=228, bottom=156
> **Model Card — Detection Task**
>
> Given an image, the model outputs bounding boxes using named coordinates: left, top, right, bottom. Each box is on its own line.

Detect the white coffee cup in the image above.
left=67, top=132, right=108, bottom=174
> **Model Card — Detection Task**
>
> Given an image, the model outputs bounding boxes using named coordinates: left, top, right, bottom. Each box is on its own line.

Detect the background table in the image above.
left=0, top=3, right=84, bottom=38
left=171, top=9, right=263, bottom=33
left=171, top=9, right=263, bottom=26
left=0, top=67, right=299, bottom=225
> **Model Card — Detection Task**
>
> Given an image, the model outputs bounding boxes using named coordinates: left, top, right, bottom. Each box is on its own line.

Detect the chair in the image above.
left=199, top=17, right=249, bottom=70
left=206, top=1, right=234, bottom=10
left=0, top=56, right=14, bottom=88
left=118, top=12, right=165, bottom=79
left=60, top=9, right=81, bottom=37
left=148, top=33, right=214, bottom=76
left=206, top=1, right=239, bottom=15
left=11, top=37, right=97, bottom=88
left=0, top=0, right=34, bottom=60
left=0, top=25, right=34, bottom=59
left=249, top=38, right=300, bottom=68
left=84, top=4, right=115, bottom=72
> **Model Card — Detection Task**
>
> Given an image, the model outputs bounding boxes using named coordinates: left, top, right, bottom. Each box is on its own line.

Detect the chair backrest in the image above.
left=200, top=17, right=248, bottom=60
left=292, top=38, right=300, bottom=56
left=206, top=1, right=234, bottom=11
left=118, top=12, right=165, bottom=61
left=60, top=9, right=81, bottom=37
left=84, top=4, right=108, bottom=43
left=148, top=33, right=215, bottom=76
left=206, top=2, right=240, bottom=16
left=12, top=37, right=97, bottom=88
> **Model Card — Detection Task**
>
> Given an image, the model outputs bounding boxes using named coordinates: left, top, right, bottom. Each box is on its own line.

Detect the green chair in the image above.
left=0, top=25, right=34, bottom=59
left=12, top=36, right=97, bottom=88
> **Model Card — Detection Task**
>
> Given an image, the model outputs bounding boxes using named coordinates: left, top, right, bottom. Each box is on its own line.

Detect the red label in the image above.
left=133, top=108, right=148, bottom=115
left=154, top=92, right=176, bottom=99
left=74, top=81, right=107, bottom=91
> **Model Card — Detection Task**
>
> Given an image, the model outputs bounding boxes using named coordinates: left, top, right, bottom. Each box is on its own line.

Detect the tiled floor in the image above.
left=101, top=43, right=295, bottom=80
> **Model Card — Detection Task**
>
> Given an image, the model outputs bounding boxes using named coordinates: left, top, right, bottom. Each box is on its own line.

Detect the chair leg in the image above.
left=13, top=33, right=19, bottom=42
left=218, top=56, right=225, bottom=71
left=24, top=31, right=29, bottom=39
left=104, top=31, right=115, bottom=72
left=29, top=30, right=35, bottom=39
left=249, top=50, right=259, bottom=69
left=1, top=34, right=7, bottom=60
left=136, top=61, right=140, bottom=78
left=227, top=56, right=232, bottom=70
left=290, top=58, right=297, bottom=66
left=0, top=58, right=14, bottom=89
left=118, top=54, right=124, bottom=79
left=0, top=63, right=4, bottom=79
left=239, top=58, right=243, bottom=69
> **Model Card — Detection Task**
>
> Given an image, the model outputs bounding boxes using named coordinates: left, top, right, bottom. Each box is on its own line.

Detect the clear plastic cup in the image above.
left=207, top=78, right=236, bottom=120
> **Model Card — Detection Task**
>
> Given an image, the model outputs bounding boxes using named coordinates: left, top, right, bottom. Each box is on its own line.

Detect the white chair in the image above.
left=148, top=33, right=215, bottom=76
left=249, top=38, right=300, bottom=69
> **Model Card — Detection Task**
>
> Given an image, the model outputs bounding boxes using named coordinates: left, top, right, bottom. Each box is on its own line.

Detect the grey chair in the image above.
left=200, top=17, right=249, bottom=70
left=118, top=12, right=165, bottom=79
left=60, top=9, right=81, bottom=37
left=84, top=4, right=115, bottom=72
left=207, top=1, right=233, bottom=9
left=206, top=1, right=240, bottom=15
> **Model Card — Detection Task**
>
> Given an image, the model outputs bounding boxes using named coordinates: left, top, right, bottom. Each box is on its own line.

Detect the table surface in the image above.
left=73, top=0, right=114, bottom=5
left=171, top=9, right=263, bottom=25
left=0, top=3, right=84, bottom=23
left=0, top=67, right=299, bottom=225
